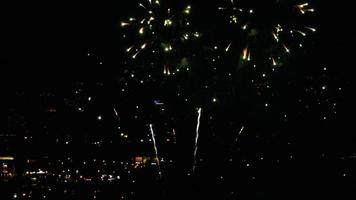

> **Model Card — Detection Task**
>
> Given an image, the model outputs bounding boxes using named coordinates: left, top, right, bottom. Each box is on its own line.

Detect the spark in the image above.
left=140, top=18, right=146, bottom=24
left=184, top=5, right=191, bottom=14
left=164, top=19, right=173, bottom=26
left=193, top=32, right=200, bottom=38
left=167, top=66, right=171, bottom=75
left=192, top=108, right=202, bottom=172
left=242, top=47, right=249, bottom=60
left=275, top=24, right=283, bottom=32
left=172, top=128, right=177, bottom=144
left=148, top=16, right=155, bottom=24
left=139, top=3, right=146, bottom=9
left=139, top=27, right=145, bottom=34
left=235, top=126, right=245, bottom=142
left=273, top=25, right=283, bottom=42
left=164, top=44, right=173, bottom=52
left=231, top=15, right=238, bottom=24
left=163, top=65, right=171, bottom=75
left=149, top=124, right=162, bottom=177
left=272, top=57, right=277, bottom=66
left=296, top=3, right=309, bottom=9
left=283, top=44, right=290, bottom=53
left=141, top=43, right=147, bottom=49
left=225, top=43, right=232, bottom=52
left=113, top=108, right=120, bottom=122
left=272, top=32, right=279, bottom=42
left=296, top=3, right=314, bottom=14
left=305, top=27, right=317, bottom=32
left=132, top=51, right=140, bottom=59
left=121, top=22, right=130, bottom=27
left=126, top=46, right=134, bottom=52
left=295, top=30, right=307, bottom=36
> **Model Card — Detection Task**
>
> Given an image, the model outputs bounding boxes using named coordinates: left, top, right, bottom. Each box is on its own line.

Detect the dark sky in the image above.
left=2, top=0, right=355, bottom=77
left=1, top=0, right=354, bottom=125
left=1, top=2, right=356, bottom=198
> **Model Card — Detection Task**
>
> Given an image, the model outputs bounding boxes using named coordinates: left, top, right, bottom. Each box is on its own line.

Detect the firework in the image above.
left=235, top=126, right=245, bottom=142
left=149, top=124, right=162, bottom=177
left=192, top=107, right=202, bottom=172
left=113, top=108, right=120, bottom=122
left=218, top=0, right=316, bottom=66
left=121, top=0, right=200, bottom=76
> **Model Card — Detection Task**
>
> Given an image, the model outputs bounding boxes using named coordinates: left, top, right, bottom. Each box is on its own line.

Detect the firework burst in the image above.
left=121, top=0, right=200, bottom=77
left=217, top=0, right=316, bottom=67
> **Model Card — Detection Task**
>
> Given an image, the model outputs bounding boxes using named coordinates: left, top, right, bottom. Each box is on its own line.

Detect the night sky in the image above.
left=1, top=0, right=356, bottom=199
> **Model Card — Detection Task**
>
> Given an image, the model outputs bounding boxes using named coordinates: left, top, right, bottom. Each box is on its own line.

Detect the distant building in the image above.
left=0, top=156, right=16, bottom=181
left=134, top=156, right=161, bottom=168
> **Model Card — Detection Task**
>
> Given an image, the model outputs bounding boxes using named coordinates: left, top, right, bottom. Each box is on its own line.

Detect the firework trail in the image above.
left=113, top=107, right=120, bottom=122
left=113, top=107, right=121, bottom=131
left=235, top=126, right=245, bottom=142
left=149, top=124, right=162, bottom=177
left=172, top=128, right=177, bottom=144
left=228, top=126, right=246, bottom=162
left=192, top=107, right=202, bottom=173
